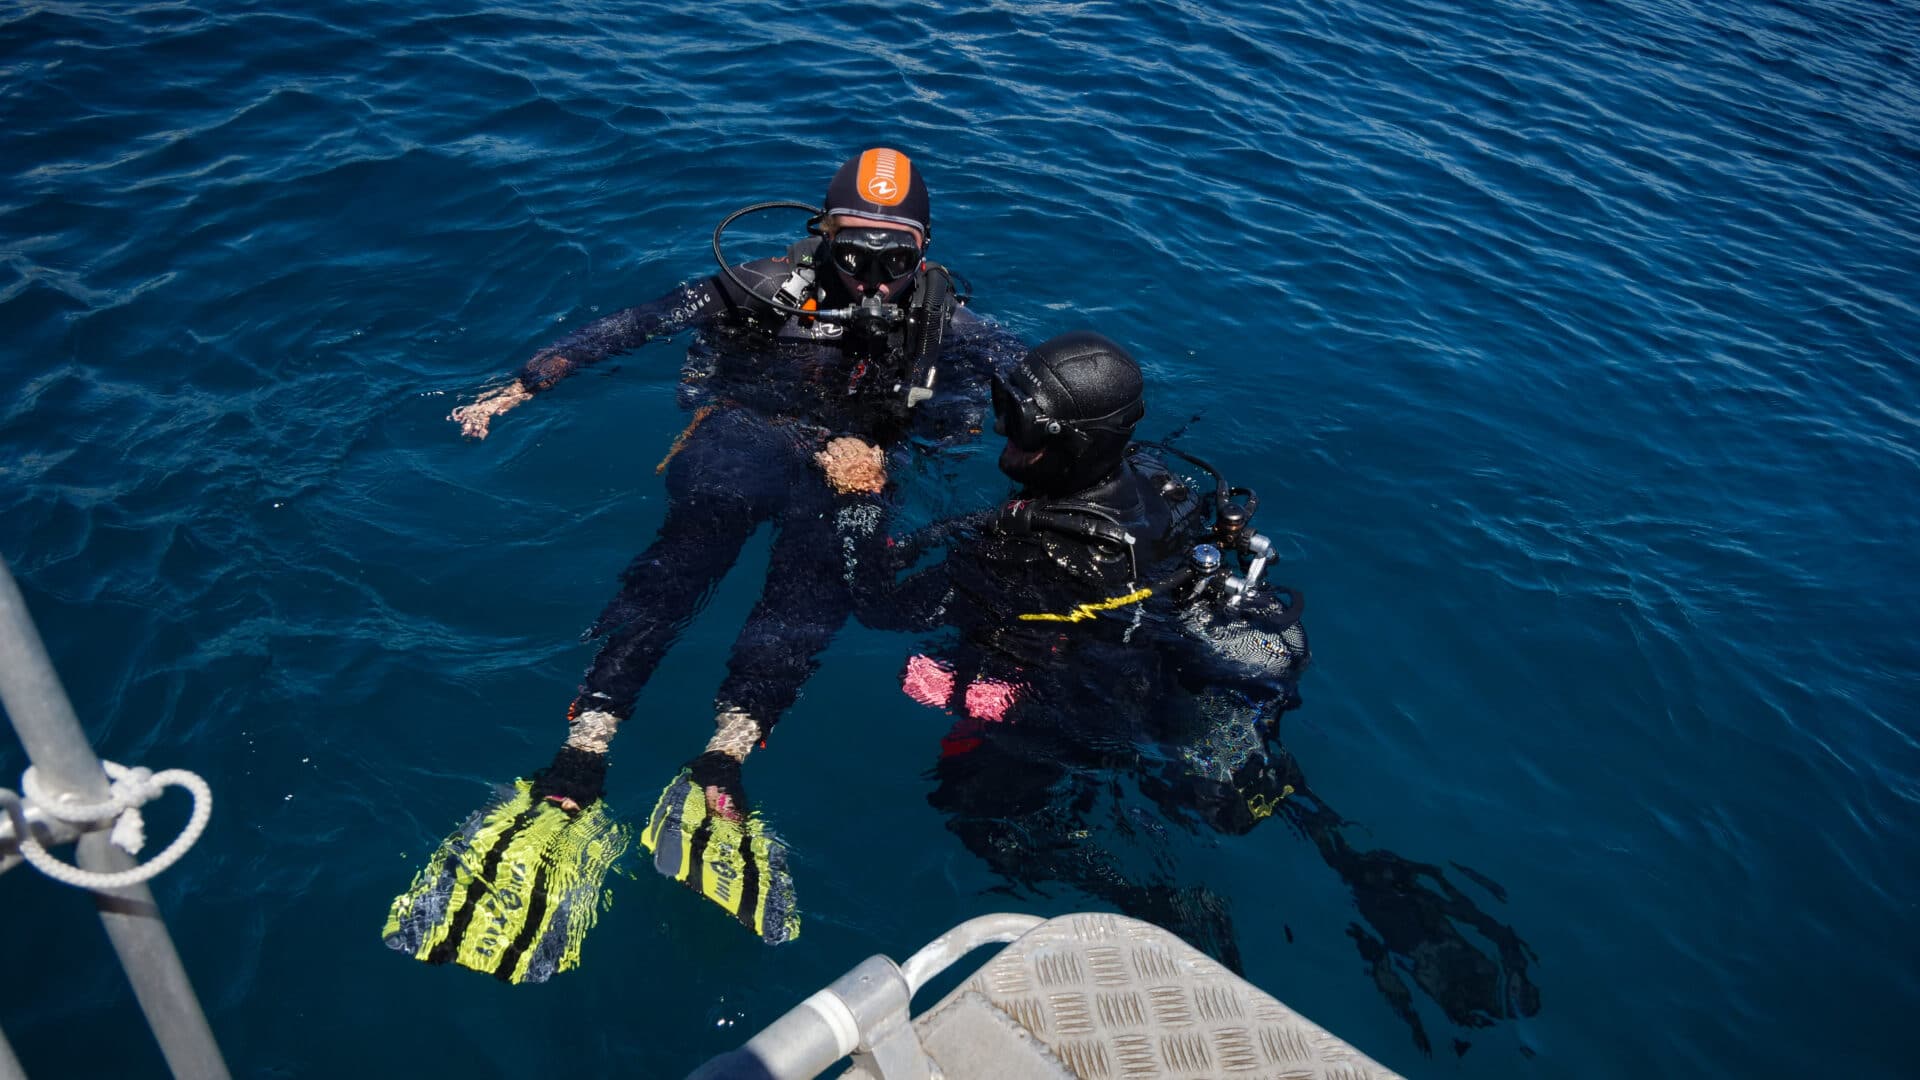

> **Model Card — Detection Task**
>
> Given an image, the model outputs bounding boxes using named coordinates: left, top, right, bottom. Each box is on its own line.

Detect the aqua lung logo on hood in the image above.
left=861, top=150, right=906, bottom=204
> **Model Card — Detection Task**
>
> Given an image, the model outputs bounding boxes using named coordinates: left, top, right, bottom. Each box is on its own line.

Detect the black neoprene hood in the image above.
left=1013, top=330, right=1146, bottom=426
left=824, top=147, right=931, bottom=238
left=998, top=330, right=1147, bottom=495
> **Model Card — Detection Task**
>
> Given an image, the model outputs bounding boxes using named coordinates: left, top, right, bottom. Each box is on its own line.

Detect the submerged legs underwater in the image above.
left=922, top=672, right=1540, bottom=1054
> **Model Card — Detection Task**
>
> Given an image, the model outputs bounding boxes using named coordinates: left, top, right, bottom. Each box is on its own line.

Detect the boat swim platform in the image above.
left=691, top=911, right=1404, bottom=1080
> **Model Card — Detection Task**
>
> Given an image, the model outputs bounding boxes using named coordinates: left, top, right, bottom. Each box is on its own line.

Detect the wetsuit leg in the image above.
left=709, top=473, right=856, bottom=740
left=1283, top=792, right=1542, bottom=1049
left=577, top=411, right=784, bottom=718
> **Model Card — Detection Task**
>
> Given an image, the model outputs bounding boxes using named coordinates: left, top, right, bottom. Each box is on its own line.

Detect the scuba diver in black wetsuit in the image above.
left=840, top=330, right=1541, bottom=1052
left=387, top=150, right=1026, bottom=980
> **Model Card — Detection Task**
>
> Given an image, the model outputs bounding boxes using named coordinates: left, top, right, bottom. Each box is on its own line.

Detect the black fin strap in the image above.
left=529, top=746, right=609, bottom=808
left=686, top=750, right=746, bottom=804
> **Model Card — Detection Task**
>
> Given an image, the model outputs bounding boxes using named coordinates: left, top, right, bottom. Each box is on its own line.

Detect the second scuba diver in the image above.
left=386, top=148, right=1027, bottom=982
left=836, top=330, right=1542, bottom=1052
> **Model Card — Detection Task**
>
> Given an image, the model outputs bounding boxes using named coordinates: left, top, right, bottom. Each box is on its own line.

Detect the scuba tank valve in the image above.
left=1222, top=531, right=1272, bottom=608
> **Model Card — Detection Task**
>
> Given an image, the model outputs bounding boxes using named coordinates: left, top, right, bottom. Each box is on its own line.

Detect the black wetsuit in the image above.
left=523, top=238, right=1025, bottom=751
left=846, top=448, right=1540, bottom=1052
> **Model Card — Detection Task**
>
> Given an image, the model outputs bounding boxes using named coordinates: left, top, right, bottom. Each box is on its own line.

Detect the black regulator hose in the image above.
left=712, top=201, right=825, bottom=320
left=1133, top=440, right=1231, bottom=519
left=710, top=200, right=912, bottom=327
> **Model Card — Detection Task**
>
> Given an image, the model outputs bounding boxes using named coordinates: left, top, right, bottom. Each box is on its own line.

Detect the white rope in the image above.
left=1, top=761, right=212, bottom=890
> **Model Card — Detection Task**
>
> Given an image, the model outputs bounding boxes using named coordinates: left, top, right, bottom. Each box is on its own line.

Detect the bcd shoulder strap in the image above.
left=903, top=263, right=956, bottom=406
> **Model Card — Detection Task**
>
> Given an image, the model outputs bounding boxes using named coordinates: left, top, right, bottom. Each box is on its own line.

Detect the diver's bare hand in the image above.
left=815, top=436, right=886, bottom=495
left=450, top=381, right=532, bottom=439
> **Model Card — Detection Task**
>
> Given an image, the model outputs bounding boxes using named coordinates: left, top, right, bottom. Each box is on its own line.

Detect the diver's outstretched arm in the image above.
left=451, top=260, right=783, bottom=439
left=817, top=436, right=1002, bottom=634
left=837, top=507, right=993, bottom=634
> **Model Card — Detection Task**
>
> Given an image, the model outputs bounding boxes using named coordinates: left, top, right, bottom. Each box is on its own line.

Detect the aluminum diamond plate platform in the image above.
left=848, top=913, right=1403, bottom=1080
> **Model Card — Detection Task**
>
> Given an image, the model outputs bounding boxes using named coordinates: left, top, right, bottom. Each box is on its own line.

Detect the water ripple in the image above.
left=2, top=0, right=1917, bottom=1076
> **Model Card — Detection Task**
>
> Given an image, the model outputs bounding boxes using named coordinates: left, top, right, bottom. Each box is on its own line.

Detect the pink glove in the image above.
left=963, top=677, right=1021, bottom=723
left=902, top=654, right=955, bottom=710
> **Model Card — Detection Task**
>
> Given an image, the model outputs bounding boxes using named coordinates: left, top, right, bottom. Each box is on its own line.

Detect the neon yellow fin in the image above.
left=641, top=768, right=799, bottom=944
left=384, top=780, right=630, bottom=984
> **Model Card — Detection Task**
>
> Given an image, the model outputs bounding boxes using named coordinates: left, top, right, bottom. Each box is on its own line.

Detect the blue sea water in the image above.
left=3, top=0, right=1917, bottom=1075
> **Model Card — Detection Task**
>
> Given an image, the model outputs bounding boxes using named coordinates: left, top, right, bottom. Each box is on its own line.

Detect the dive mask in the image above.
left=991, top=372, right=1055, bottom=451
left=829, top=226, right=923, bottom=292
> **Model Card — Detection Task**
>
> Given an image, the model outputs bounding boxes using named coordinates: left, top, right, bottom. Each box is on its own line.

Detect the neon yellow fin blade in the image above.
left=641, top=768, right=800, bottom=944
left=384, top=780, right=631, bottom=984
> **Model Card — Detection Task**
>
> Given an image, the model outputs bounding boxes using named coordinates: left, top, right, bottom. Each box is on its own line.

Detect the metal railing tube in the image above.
left=686, top=955, right=927, bottom=1080
left=0, top=556, right=230, bottom=1080
left=689, top=915, right=1052, bottom=1079
left=686, top=985, right=861, bottom=1080
left=1, top=1022, right=26, bottom=1080
left=0, top=561, right=105, bottom=803
left=897, top=912, right=1043, bottom=996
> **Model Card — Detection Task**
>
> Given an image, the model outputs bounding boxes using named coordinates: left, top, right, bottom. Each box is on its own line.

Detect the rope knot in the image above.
left=3, top=760, right=212, bottom=890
